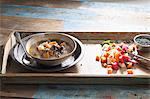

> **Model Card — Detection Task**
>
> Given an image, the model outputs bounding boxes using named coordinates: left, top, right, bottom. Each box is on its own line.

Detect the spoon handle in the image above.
left=14, top=32, right=30, bottom=57
left=129, top=52, right=150, bottom=67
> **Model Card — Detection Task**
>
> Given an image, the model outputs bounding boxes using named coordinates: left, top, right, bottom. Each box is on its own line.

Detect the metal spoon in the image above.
left=14, top=32, right=30, bottom=57
left=14, top=32, right=36, bottom=66
left=128, top=52, right=150, bottom=69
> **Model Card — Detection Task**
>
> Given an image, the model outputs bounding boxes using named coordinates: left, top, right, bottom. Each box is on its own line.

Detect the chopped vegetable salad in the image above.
left=96, top=41, right=138, bottom=74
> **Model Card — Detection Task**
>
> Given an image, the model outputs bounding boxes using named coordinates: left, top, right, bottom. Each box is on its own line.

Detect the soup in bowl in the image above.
left=26, top=33, right=77, bottom=66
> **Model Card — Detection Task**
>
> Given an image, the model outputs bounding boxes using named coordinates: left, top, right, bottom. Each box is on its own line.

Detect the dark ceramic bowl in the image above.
left=134, top=34, right=150, bottom=52
left=25, top=33, right=77, bottom=66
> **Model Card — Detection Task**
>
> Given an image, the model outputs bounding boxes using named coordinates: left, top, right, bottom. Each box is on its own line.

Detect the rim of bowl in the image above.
left=133, top=34, right=150, bottom=47
left=26, top=33, right=77, bottom=61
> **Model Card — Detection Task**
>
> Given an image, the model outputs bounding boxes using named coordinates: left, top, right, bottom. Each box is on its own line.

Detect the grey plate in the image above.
left=11, top=35, right=84, bottom=72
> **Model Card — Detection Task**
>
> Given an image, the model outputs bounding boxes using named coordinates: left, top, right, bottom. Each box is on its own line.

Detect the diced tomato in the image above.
left=127, top=69, right=133, bottom=74
left=127, top=63, right=133, bottom=69
left=107, top=65, right=112, bottom=68
left=117, top=46, right=122, bottom=51
left=106, top=46, right=111, bottom=51
left=112, top=58, right=116, bottom=63
left=107, top=68, right=113, bottom=74
left=122, top=44, right=128, bottom=51
left=104, top=52, right=110, bottom=57
left=115, top=52, right=121, bottom=62
left=101, top=57, right=107, bottom=63
left=121, top=50, right=125, bottom=55
left=96, top=56, right=100, bottom=61
left=112, top=62, right=119, bottom=70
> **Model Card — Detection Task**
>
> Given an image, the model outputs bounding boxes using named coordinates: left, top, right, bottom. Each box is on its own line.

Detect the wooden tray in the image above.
left=0, top=32, right=150, bottom=84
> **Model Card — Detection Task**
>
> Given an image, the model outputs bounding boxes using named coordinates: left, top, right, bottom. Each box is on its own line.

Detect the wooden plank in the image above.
left=1, top=84, right=149, bottom=99
left=0, top=0, right=82, bottom=9
left=1, top=84, right=37, bottom=98
left=1, top=0, right=150, bottom=8
left=0, top=91, right=34, bottom=98
left=32, top=84, right=150, bottom=99
left=0, top=16, right=63, bottom=31
left=1, top=2, right=150, bottom=31
left=1, top=76, right=150, bottom=85
left=68, top=32, right=150, bottom=40
left=0, top=29, right=12, bottom=72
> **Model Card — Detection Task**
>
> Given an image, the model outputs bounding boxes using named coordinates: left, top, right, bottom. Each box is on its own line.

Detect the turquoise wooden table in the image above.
left=1, top=84, right=150, bottom=99
left=0, top=0, right=150, bottom=98
left=1, top=0, right=150, bottom=32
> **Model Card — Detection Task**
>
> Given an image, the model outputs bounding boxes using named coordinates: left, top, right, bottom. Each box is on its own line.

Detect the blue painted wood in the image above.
left=1, top=3, right=150, bottom=31
left=1, top=3, right=150, bottom=20
left=1, top=4, right=98, bottom=21
left=1, top=1, right=150, bottom=31
left=1, top=4, right=101, bottom=30
left=33, top=85, right=150, bottom=99
left=83, top=1, right=150, bottom=12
